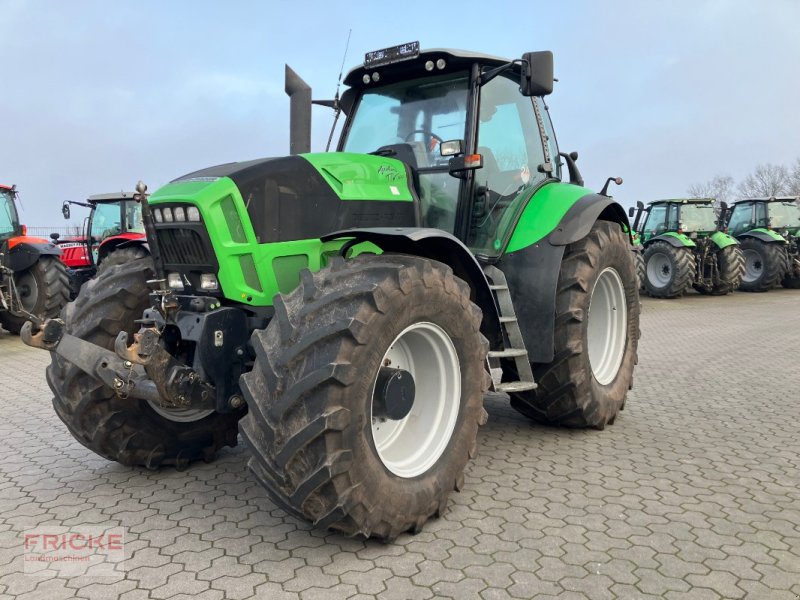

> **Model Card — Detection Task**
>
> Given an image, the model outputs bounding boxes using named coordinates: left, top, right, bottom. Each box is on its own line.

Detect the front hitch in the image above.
left=115, top=328, right=216, bottom=410
left=21, top=319, right=161, bottom=403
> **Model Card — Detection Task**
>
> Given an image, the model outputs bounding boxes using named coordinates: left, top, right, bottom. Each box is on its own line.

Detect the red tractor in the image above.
left=1, top=184, right=70, bottom=334
left=57, top=192, right=148, bottom=295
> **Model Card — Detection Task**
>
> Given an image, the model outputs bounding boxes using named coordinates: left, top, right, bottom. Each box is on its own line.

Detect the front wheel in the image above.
left=239, top=255, right=489, bottom=539
left=510, top=221, right=640, bottom=429
left=0, top=256, right=70, bottom=335
left=739, top=237, right=787, bottom=292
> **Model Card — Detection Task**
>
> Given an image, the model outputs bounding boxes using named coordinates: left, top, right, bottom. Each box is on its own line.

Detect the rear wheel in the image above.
left=709, top=244, right=745, bottom=295
left=239, top=255, right=489, bottom=539
left=97, top=245, right=150, bottom=274
left=643, top=241, right=696, bottom=298
left=781, top=252, right=800, bottom=289
left=510, top=221, right=639, bottom=429
left=0, top=256, right=70, bottom=335
left=739, top=237, right=787, bottom=292
left=46, top=257, right=242, bottom=468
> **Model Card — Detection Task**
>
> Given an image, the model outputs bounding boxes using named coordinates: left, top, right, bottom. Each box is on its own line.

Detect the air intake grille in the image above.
left=156, top=227, right=213, bottom=267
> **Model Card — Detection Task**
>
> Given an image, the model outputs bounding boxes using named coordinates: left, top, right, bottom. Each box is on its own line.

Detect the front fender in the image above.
left=321, top=227, right=502, bottom=349
left=710, top=231, right=738, bottom=249
left=547, top=193, right=632, bottom=246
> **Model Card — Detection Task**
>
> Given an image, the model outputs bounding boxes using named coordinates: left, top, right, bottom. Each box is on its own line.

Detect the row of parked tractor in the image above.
left=631, top=196, right=800, bottom=298
left=0, top=186, right=148, bottom=333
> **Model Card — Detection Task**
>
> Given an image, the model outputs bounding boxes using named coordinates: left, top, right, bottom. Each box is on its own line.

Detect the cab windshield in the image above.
left=680, top=204, right=718, bottom=232
left=0, top=189, right=18, bottom=241
left=768, top=201, right=800, bottom=230
left=343, top=74, right=469, bottom=233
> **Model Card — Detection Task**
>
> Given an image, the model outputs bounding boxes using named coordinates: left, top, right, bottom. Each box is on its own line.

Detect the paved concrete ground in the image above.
left=1, top=289, right=799, bottom=599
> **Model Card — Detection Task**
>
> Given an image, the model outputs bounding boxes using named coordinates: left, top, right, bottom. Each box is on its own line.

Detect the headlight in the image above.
left=153, top=208, right=163, bottom=223
left=163, top=207, right=174, bottom=223
left=200, top=274, right=219, bottom=290
left=187, top=206, right=201, bottom=222
left=173, top=207, right=185, bottom=221
left=167, top=272, right=184, bottom=290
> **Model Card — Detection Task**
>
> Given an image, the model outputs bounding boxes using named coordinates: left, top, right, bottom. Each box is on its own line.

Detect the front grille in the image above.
left=156, top=227, right=214, bottom=268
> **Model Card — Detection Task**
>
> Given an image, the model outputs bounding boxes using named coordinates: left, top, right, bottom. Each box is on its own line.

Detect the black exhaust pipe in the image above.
left=285, top=65, right=312, bottom=155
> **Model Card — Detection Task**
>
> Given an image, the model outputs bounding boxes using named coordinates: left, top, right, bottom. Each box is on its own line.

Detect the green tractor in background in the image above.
left=722, top=197, right=799, bottom=291
left=24, top=44, right=640, bottom=539
left=630, top=198, right=744, bottom=298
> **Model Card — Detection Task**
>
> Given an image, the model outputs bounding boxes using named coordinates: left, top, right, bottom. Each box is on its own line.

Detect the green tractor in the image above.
left=723, top=197, right=799, bottom=291
left=630, top=198, right=744, bottom=298
left=23, top=45, right=639, bottom=539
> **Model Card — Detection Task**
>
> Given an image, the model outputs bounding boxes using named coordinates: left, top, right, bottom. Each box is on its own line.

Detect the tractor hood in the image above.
left=152, top=152, right=418, bottom=244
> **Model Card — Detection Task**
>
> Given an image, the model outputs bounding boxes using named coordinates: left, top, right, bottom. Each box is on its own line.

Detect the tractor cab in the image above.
left=338, top=47, right=560, bottom=256
left=633, top=198, right=722, bottom=243
left=725, top=197, right=800, bottom=236
left=0, top=185, right=21, bottom=244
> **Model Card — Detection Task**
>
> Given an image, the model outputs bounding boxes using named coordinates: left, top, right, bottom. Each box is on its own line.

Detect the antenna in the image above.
left=325, top=29, right=352, bottom=152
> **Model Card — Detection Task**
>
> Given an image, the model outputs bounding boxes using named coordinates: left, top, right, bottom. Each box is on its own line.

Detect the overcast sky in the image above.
left=2, top=0, right=798, bottom=227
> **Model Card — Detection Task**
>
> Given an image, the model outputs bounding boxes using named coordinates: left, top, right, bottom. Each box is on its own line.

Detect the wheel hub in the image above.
left=646, top=252, right=672, bottom=288
left=371, top=322, right=460, bottom=478
left=587, top=267, right=627, bottom=386
left=743, top=249, right=763, bottom=283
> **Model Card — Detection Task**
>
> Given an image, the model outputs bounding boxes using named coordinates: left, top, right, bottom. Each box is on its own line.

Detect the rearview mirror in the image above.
left=520, top=51, right=553, bottom=96
left=628, top=207, right=635, bottom=218
left=62, top=202, right=70, bottom=220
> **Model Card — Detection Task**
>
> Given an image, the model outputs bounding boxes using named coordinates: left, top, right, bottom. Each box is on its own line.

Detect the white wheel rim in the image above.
left=371, top=322, right=461, bottom=478
left=742, top=249, right=763, bottom=282
left=15, top=271, right=39, bottom=312
left=646, top=252, right=672, bottom=288
left=587, top=267, right=627, bottom=386
left=146, top=401, right=214, bottom=423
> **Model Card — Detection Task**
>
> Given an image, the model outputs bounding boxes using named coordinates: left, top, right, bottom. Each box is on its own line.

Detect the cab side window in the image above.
left=643, top=205, right=667, bottom=237
left=754, top=203, right=768, bottom=228
left=727, top=203, right=753, bottom=234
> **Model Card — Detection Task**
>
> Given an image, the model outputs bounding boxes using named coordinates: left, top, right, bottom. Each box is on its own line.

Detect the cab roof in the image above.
left=732, top=196, right=800, bottom=204
left=344, top=47, right=511, bottom=88
left=88, top=192, right=137, bottom=203
left=647, top=198, right=715, bottom=206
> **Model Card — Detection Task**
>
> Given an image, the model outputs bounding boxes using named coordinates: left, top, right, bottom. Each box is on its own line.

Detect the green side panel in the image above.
left=661, top=232, right=696, bottom=247
left=300, top=152, right=413, bottom=202
left=710, top=231, right=738, bottom=249
left=748, top=227, right=787, bottom=242
left=149, top=177, right=386, bottom=307
left=505, top=182, right=594, bottom=254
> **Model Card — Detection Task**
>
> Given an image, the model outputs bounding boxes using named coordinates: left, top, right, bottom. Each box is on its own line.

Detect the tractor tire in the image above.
left=739, top=238, right=787, bottom=292
left=510, top=221, right=639, bottom=429
left=781, top=254, right=800, bottom=289
left=0, top=256, right=70, bottom=335
left=239, top=255, right=489, bottom=540
left=46, top=257, right=243, bottom=469
left=642, top=240, right=696, bottom=298
left=97, top=245, right=150, bottom=275
left=634, top=251, right=645, bottom=290
left=709, top=244, right=745, bottom=295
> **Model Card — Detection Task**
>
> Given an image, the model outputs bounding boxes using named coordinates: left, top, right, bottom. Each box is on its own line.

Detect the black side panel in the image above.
left=739, top=231, right=788, bottom=244
left=548, top=194, right=630, bottom=246
left=7, top=242, right=61, bottom=273
left=495, top=242, right=565, bottom=364
left=321, top=227, right=502, bottom=348
left=175, top=156, right=417, bottom=243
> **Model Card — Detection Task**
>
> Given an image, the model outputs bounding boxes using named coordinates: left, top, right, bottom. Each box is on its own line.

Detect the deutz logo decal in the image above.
left=378, top=165, right=403, bottom=182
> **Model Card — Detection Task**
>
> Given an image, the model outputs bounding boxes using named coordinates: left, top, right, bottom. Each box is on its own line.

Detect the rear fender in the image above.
left=709, top=231, right=738, bottom=249
left=739, top=229, right=787, bottom=244
left=321, top=227, right=502, bottom=349
left=646, top=233, right=696, bottom=248
left=6, top=241, right=62, bottom=273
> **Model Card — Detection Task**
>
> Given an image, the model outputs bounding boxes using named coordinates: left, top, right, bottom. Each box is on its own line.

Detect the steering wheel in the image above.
left=404, top=130, right=444, bottom=151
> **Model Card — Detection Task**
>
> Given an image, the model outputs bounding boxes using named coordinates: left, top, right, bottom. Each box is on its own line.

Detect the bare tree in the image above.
left=787, top=158, right=800, bottom=196
left=687, top=174, right=735, bottom=206
left=736, top=163, right=790, bottom=198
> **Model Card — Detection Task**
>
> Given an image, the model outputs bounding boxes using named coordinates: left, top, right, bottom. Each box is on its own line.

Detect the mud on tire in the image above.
left=239, top=254, right=489, bottom=540
left=511, top=221, right=639, bottom=429
left=47, top=257, right=242, bottom=469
